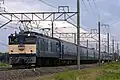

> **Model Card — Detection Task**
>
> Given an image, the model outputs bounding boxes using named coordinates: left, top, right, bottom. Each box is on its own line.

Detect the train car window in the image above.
left=18, top=35, right=24, bottom=45
left=50, top=41, right=54, bottom=52
left=40, top=39, right=43, bottom=51
left=52, top=42, right=54, bottom=52
left=49, top=41, right=58, bottom=52
left=25, top=37, right=36, bottom=44
left=40, top=38, right=49, bottom=51
left=53, top=43, right=55, bottom=52
left=41, top=39, right=44, bottom=51
left=50, top=42, right=52, bottom=52
left=44, top=39, right=46, bottom=51
left=44, top=39, right=48, bottom=51
left=54, top=42, right=57, bottom=52
left=56, top=42, right=59, bottom=52
left=45, top=39, right=48, bottom=51
left=56, top=42, right=58, bottom=45
left=44, top=39, right=47, bottom=51
left=42, top=39, right=45, bottom=51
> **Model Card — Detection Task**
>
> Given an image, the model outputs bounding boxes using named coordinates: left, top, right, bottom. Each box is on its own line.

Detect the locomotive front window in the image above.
left=9, top=37, right=18, bottom=44
left=18, top=35, right=24, bottom=44
left=9, top=36, right=36, bottom=44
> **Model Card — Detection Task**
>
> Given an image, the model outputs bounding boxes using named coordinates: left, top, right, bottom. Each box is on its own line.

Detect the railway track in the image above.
left=0, top=64, right=99, bottom=80
left=0, top=63, right=98, bottom=71
left=0, top=67, right=13, bottom=71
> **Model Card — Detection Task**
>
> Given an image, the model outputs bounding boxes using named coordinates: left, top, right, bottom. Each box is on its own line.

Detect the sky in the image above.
left=0, top=0, right=120, bottom=52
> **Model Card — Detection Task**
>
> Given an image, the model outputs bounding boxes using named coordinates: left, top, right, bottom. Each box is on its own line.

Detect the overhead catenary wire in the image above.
left=39, top=0, right=79, bottom=42
left=93, top=0, right=100, bottom=20
left=63, top=9, right=77, bottom=24
left=39, top=0, right=77, bottom=32
left=39, top=0, right=78, bottom=31
left=38, top=0, right=98, bottom=47
left=87, top=0, right=96, bottom=17
left=4, top=25, right=19, bottom=30
left=0, top=42, right=8, bottom=47
left=109, top=18, right=120, bottom=26
left=82, top=0, right=91, bottom=15
left=39, top=0, right=77, bottom=25
left=39, top=0, right=57, bottom=9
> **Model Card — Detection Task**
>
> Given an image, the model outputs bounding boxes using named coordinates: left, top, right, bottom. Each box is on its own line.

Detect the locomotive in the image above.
left=8, top=31, right=111, bottom=67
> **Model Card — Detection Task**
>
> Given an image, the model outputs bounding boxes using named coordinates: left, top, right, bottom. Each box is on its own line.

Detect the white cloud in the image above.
left=4, top=1, right=41, bottom=12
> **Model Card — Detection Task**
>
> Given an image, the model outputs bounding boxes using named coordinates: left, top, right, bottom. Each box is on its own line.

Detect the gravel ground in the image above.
left=0, top=64, right=98, bottom=80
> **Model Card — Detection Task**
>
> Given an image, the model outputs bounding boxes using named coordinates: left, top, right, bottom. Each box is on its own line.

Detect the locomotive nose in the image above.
left=18, top=44, right=25, bottom=50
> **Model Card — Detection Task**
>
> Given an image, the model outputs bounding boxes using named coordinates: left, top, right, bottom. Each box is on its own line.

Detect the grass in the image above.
left=30, top=62, right=120, bottom=80
left=0, top=62, right=9, bottom=67
left=97, top=62, right=120, bottom=80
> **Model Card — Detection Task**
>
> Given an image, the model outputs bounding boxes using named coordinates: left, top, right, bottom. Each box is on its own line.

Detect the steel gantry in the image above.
left=0, top=11, right=77, bottom=29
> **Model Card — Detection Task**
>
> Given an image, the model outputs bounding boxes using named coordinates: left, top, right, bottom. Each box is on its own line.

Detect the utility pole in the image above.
left=107, top=33, right=110, bottom=62
left=77, top=0, right=80, bottom=69
left=101, top=24, right=110, bottom=63
left=87, top=40, right=88, bottom=59
left=117, top=43, right=119, bottom=61
left=112, top=39, right=115, bottom=61
left=98, top=21, right=101, bottom=65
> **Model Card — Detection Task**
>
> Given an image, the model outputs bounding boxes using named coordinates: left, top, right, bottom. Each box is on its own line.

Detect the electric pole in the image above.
left=107, top=33, right=110, bottom=62
left=101, top=24, right=110, bottom=63
left=77, top=0, right=80, bottom=69
left=98, top=21, right=101, bottom=65
left=117, top=43, right=119, bottom=61
left=87, top=40, right=88, bottom=59
left=112, top=39, right=115, bottom=61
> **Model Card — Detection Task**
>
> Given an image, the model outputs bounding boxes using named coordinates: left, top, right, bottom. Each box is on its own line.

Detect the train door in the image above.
left=57, top=41, right=61, bottom=58
left=37, top=38, right=40, bottom=56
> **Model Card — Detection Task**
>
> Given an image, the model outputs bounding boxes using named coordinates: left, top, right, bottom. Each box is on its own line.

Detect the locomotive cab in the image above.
left=8, top=31, right=37, bottom=67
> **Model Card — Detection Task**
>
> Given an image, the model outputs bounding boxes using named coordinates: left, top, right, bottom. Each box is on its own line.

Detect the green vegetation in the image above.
left=0, top=52, right=9, bottom=63
left=97, top=62, right=120, bottom=80
left=33, top=62, right=120, bottom=80
left=0, top=62, right=9, bottom=67
left=0, top=52, right=9, bottom=67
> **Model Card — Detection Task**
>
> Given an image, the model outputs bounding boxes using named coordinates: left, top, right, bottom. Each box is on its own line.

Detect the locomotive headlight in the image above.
left=30, top=50, right=33, bottom=52
left=28, top=33, right=30, bottom=36
left=13, top=34, right=15, bottom=36
left=11, top=50, right=13, bottom=52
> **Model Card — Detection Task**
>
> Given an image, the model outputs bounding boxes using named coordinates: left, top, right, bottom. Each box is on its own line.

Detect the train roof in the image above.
left=24, top=31, right=95, bottom=50
left=24, top=31, right=60, bottom=40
